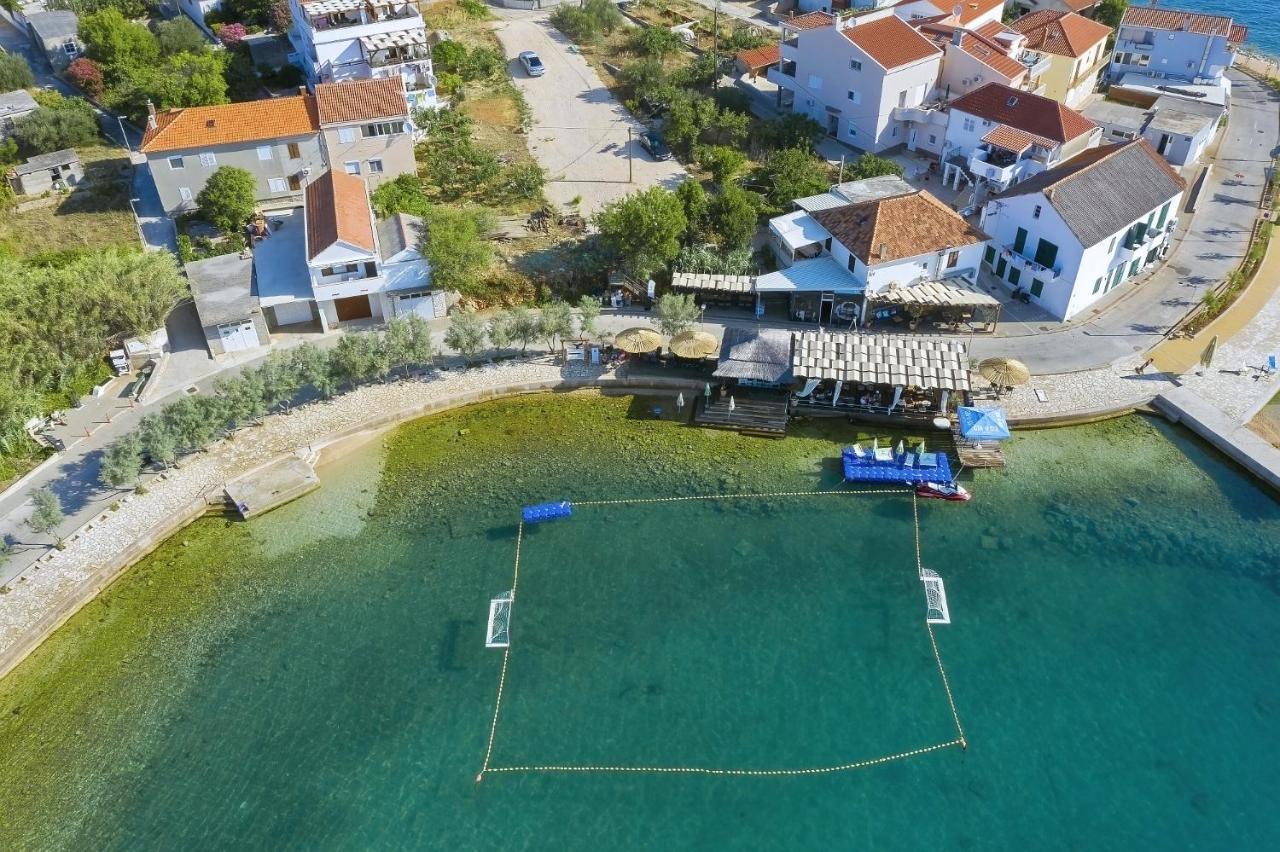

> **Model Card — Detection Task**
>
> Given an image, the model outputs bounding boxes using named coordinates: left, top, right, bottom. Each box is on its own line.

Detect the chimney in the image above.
left=299, top=86, right=309, bottom=96
left=879, top=242, right=889, bottom=259
left=951, top=28, right=964, bottom=47
left=145, top=99, right=156, bottom=130
left=952, top=4, right=962, bottom=20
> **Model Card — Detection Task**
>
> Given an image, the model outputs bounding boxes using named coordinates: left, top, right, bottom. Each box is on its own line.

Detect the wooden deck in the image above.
left=694, top=394, right=789, bottom=438
left=951, top=425, right=1006, bottom=468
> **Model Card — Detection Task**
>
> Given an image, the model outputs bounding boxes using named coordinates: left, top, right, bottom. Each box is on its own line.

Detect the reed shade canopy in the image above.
left=977, top=357, right=1031, bottom=388
left=668, top=330, right=721, bottom=359
left=614, top=327, right=663, bottom=354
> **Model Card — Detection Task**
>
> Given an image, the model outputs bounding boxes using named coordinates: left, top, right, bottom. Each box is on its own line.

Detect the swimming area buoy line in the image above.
left=476, top=490, right=966, bottom=782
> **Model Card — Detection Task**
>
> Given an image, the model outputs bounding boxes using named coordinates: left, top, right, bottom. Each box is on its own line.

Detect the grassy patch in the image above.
left=0, top=146, right=136, bottom=258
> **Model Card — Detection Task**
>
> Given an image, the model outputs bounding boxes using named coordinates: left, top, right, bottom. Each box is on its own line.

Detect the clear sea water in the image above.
left=1161, top=0, right=1278, bottom=56
left=1, top=393, right=1279, bottom=849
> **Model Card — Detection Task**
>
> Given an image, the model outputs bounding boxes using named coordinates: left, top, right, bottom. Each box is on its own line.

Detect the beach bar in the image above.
left=790, top=331, right=972, bottom=421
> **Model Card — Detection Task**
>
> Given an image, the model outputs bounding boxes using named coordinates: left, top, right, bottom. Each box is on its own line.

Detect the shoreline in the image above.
left=0, top=362, right=704, bottom=684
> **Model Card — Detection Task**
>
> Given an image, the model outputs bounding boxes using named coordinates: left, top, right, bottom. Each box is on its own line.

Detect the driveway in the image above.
left=492, top=11, right=687, bottom=216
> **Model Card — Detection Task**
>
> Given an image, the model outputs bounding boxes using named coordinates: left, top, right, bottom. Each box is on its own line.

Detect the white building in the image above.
left=940, top=82, right=1100, bottom=192
left=253, top=168, right=436, bottom=331
left=769, top=10, right=942, bottom=153
left=763, top=181, right=989, bottom=323
left=978, top=140, right=1186, bottom=320
left=1106, top=5, right=1245, bottom=87
left=1008, top=9, right=1112, bottom=109
left=287, top=0, right=438, bottom=115
left=177, top=0, right=221, bottom=36
left=891, top=0, right=1007, bottom=30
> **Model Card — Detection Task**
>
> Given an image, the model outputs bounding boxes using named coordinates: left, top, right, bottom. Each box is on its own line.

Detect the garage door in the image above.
left=273, top=300, right=314, bottom=327
left=335, top=295, right=374, bottom=322
left=392, top=290, right=446, bottom=319
left=218, top=320, right=259, bottom=353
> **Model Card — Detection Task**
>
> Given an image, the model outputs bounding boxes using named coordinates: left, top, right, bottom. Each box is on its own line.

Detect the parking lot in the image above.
left=493, top=11, right=687, bottom=216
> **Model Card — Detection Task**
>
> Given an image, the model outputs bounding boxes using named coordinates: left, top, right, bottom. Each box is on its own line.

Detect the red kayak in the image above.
left=916, top=481, right=971, bottom=502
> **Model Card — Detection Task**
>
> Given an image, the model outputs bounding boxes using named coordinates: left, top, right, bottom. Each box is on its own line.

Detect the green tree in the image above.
left=760, top=113, right=824, bottom=152
left=664, top=93, right=718, bottom=154
left=330, top=331, right=385, bottom=387
left=99, top=433, right=143, bottom=489
left=620, top=58, right=666, bottom=96
left=628, top=25, right=684, bottom=57
left=654, top=292, right=700, bottom=336
left=443, top=307, right=487, bottom=364
left=675, top=179, right=709, bottom=243
left=259, top=349, right=304, bottom=410
left=501, top=162, right=545, bottom=201
left=845, top=152, right=903, bottom=181
left=761, top=148, right=829, bottom=209
left=155, top=17, right=208, bottom=56
left=674, top=244, right=754, bottom=275
left=506, top=306, right=540, bottom=353
left=151, top=51, right=229, bottom=108
left=0, top=52, right=35, bottom=91
left=197, top=166, right=257, bottom=233
left=81, top=8, right=161, bottom=83
left=371, top=174, right=431, bottom=218
left=12, top=101, right=99, bottom=155
left=697, top=145, right=746, bottom=184
left=291, top=343, right=335, bottom=397
left=538, top=301, right=574, bottom=350
left=487, top=310, right=514, bottom=351
left=1095, top=0, right=1128, bottom=30
left=67, top=249, right=188, bottom=337
left=215, top=370, right=268, bottom=428
left=708, top=184, right=760, bottom=251
left=421, top=205, right=494, bottom=296
left=26, top=486, right=63, bottom=539
left=576, top=294, right=601, bottom=339
left=138, top=413, right=178, bottom=468
left=384, top=313, right=435, bottom=373
left=431, top=40, right=469, bottom=76
left=594, top=187, right=687, bottom=281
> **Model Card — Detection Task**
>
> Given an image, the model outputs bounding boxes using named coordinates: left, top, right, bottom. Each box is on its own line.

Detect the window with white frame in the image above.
left=62, top=39, right=78, bottom=57
left=344, top=161, right=360, bottom=175
left=199, top=152, right=216, bottom=167
left=361, top=121, right=405, bottom=138
left=962, top=117, right=975, bottom=133
left=367, top=159, right=384, bottom=174
left=257, top=145, right=273, bottom=161
left=338, top=127, right=356, bottom=144
left=168, top=155, right=184, bottom=170
left=268, top=177, right=288, bottom=193
left=179, top=187, right=193, bottom=201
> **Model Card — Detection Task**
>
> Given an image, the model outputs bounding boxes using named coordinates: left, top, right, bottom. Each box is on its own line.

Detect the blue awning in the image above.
left=957, top=406, right=1010, bottom=440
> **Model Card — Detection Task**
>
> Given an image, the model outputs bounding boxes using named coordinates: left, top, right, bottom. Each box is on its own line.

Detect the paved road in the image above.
left=492, top=10, right=687, bottom=215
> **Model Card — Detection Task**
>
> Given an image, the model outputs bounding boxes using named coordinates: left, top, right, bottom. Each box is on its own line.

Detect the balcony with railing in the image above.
left=307, top=0, right=420, bottom=32
left=1018, top=50, right=1052, bottom=78
left=1117, top=38, right=1154, bottom=53
left=1002, top=248, right=1061, bottom=281
left=967, top=147, right=1019, bottom=187
left=364, top=43, right=432, bottom=68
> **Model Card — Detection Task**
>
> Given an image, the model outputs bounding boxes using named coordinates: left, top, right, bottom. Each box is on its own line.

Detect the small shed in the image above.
left=1143, top=96, right=1222, bottom=167
left=0, top=90, right=38, bottom=139
left=26, top=10, right=81, bottom=71
left=734, top=44, right=780, bottom=79
left=713, top=327, right=793, bottom=388
left=185, top=252, right=271, bottom=357
left=8, top=148, right=82, bottom=195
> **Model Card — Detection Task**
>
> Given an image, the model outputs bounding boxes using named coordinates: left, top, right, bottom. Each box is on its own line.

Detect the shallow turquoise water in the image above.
left=1, top=395, right=1279, bottom=849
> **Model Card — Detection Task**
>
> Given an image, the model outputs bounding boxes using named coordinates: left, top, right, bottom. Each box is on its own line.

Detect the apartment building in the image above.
left=979, top=140, right=1185, bottom=319
left=1106, top=5, right=1246, bottom=86
left=287, top=0, right=438, bottom=115
left=769, top=10, right=942, bottom=153
left=1010, top=9, right=1112, bottom=108
left=315, top=76, right=416, bottom=189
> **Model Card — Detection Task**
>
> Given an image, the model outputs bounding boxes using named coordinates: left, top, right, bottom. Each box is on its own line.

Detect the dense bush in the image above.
left=0, top=52, right=35, bottom=91
left=371, top=174, right=431, bottom=218
left=415, top=109, right=500, bottom=201
left=674, top=244, right=754, bottom=276
left=67, top=58, right=105, bottom=98
left=155, top=17, right=207, bottom=56
left=594, top=186, right=687, bottom=280
left=196, top=167, right=257, bottom=233
left=628, top=25, right=684, bottom=58
left=12, top=94, right=100, bottom=155
left=549, top=0, right=623, bottom=44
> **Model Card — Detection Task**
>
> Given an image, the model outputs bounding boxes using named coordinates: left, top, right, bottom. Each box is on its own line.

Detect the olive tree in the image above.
left=26, top=487, right=64, bottom=539
left=655, top=292, right=700, bottom=336
left=538, top=301, right=574, bottom=351
left=443, top=307, right=487, bottom=364
left=99, top=433, right=143, bottom=489
left=576, top=294, right=602, bottom=339
left=384, top=313, right=435, bottom=374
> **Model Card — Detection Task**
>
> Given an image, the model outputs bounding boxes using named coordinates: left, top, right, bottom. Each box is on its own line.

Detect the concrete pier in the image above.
left=224, top=453, right=320, bottom=519
left=1154, top=388, right=1280, bottom=495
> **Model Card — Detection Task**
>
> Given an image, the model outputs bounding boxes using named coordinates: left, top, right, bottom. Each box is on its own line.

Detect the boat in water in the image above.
left=915, top=481, right=971, bottom=502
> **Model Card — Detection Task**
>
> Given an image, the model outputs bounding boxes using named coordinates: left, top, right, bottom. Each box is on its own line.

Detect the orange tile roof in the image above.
left=842, top=15, right=941, bottom=71
left=950, top=82, right=1097, bottom=144
left=736, top=43, right=781, bottom=71
left=972, top=19, right=1017, bottom=41
left=1119, top=6, right=1239, bottom=39
left=811, top=190, right=987, bottom=265
left=981, top=123, right=1052, bottom=154
left=140, top=95, right=319, bottom=154
left=953, top=0, right=1005, bottom=26
left=784, top=11, right=834, bottom=31
left=315, top=77, right=408, bottom=126
left=1228, top=24, right=1248, bottom=45
left=957, top=33, right=1027, bottom=81
left=1010, top=10, right=1111, bottom=59
left=1061, top=0, right=1097, bottom=11
left=305, top=169, right=376, bottom=261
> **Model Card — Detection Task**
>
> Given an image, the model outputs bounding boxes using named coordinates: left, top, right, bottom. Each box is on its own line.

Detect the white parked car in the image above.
left=518, top=51, right=545, bottom=77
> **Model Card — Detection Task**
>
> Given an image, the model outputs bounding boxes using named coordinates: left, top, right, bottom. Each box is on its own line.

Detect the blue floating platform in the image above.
left=522, top=501, right=573, bottom=524
left=841, top=448, right=953, bottom=485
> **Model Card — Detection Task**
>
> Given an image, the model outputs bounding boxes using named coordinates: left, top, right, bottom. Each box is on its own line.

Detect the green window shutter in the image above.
left=995, top=257, right=1007, bottom=277
left=1156, top=201, right=1171, bottom=229
left=1033, top=239, right=1058, bottom=269
left=1030, top=278, right=1044, bottom=297
left=984, top=245, right=996, bottom=266
left=1008, top=266, right=1021, bottom=286
left=1129, top=259, right=1141, bottom=278
left=1013, top=227, right=1028, bottom=254
left=1092, top=277, right=1103, bottom=294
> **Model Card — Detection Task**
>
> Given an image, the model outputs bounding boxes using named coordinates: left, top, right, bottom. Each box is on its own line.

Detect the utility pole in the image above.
left=627, top=127, right=633, bottom=183
left=712, top=0, right=720, bottom=91
left=838, top=155, right=846, bottom=183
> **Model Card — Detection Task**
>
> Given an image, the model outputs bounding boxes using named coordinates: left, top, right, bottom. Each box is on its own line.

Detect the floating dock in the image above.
left=950, top=425, right=1006, bottom=468
left=842, top=446, right=954, bottom=484
left=693, top=394, right=788, bottom=438
left=224, top=454, right=320, bottom=519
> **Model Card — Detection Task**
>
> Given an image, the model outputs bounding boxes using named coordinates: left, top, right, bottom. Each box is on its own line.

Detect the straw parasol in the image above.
left=668, top=329, right=720, bottom=359
left=978, top=357, right=1031, bottom=388
left=614, top=327, right=662, bottom=354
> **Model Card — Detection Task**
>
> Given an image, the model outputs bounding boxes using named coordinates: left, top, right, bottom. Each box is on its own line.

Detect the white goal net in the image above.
left=486, top=591, right=514, bottom=648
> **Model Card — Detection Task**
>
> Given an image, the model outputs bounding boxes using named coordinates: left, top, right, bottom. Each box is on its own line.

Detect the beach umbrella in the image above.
left=957, top=406, right=1011, bottom=440
left=676, top=392, right=685, bottom=411
left=728, top=396, right=736, bottom=416
left=668, top=330, right=720, bottom=359
left=978, top=357, right=1031, bottom=388
left=1198, top=335, right=1218, bottom=371
left=614, top=327, right=662, bottom=354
